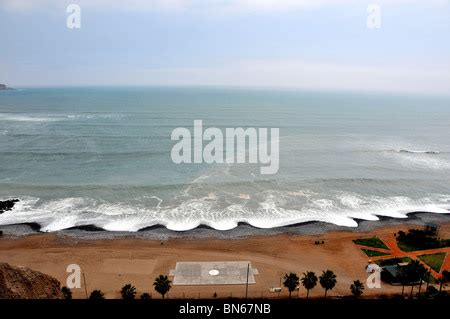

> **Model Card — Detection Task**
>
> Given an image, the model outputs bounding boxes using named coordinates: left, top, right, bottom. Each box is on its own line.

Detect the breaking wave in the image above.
left=1, top=193, right=449, bottom=232
left=396, top=149, right=441, bottom=155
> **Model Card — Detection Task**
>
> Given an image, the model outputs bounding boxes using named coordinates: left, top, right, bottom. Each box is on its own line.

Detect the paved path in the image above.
left=355, top=234, right=450, bottom=279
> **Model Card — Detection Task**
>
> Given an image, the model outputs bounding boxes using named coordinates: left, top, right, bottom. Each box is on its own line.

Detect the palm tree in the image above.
left=424, top=269, right=432, bottom=293
left=406, top=260, right=426, bottom=298
left=61, top=286, right=72, bottom=300
left=282, top=272, right=299, bottom=298
left=153, top=275, right=172, bottom=299
left=350, top=280, right=364, bottom=298
left=121, top=283, right=137, bottom=300
left=439, top=270, right=450, bottom=292
left=89, top=289, right=105, bottom=300
left=416, top=265, right=428, bottom=295
left=300, top=271, right=318, bottom=299
left=399, top=266, right=407, bottom=297
left=319, top=270, right=337, bottom=299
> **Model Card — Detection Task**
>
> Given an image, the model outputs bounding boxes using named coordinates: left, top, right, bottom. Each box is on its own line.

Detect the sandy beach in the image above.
left=1, top=220, right=449, bottom=299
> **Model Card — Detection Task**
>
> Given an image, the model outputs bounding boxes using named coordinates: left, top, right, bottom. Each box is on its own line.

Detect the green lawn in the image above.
left=353, top=237, right=389, bottom=250
left=441, top=239, right=450, bottom=248
left=396, top=241, right=422, bottom=252
left=396, top=240, right=450, bottom=252
left=362, top=249, right=389, bottom=257
left=418, top=253, right=447, bottom=273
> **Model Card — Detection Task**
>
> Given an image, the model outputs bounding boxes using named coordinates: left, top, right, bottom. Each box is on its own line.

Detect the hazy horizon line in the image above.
left=3, top=84, right=450, bottom=98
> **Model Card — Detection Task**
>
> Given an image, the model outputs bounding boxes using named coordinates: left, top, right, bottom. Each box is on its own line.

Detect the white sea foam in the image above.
left=1, top=193, right=449, bottom=232
left=65, top=113, right=123, bottom=120
left=390, top=153, right=450, bottom=170
left=380, top=147, right=450, bottom=170
left=0, top=112, right=124, bottom=123
left=0, top=114, right=57, bottom=122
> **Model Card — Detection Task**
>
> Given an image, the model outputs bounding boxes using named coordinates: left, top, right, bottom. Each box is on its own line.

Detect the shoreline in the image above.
left=1, top=211, right=449, bottom=240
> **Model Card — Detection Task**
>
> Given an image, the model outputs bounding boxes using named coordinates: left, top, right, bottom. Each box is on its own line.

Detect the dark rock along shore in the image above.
left=0, top=199, right=19, bottom=214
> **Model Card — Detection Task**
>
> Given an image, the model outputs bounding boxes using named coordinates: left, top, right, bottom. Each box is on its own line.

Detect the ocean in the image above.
left=1, top=87, right=450, bottom=233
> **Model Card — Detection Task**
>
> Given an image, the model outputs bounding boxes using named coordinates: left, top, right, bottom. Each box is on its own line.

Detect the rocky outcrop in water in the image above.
left=0, top=84, right=14, bottom=90
left=0, top=199, right=19, bottom=214
left=0, top=262, right=63, bottom=299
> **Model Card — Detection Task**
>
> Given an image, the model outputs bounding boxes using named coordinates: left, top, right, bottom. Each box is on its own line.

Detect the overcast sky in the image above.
left=1, top=0, right=449, bottom=94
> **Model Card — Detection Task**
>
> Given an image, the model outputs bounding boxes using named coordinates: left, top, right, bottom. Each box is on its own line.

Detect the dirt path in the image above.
left=356, top=233, right=450, bottom=279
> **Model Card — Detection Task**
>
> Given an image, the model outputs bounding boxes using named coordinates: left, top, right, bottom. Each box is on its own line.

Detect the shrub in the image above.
left=350, top=280, right=364, bottom=298
left=121, top=284, right=137, bottom=300
left=89, top=290, right=105, bottom=300
left=61, top=286, right=72, bottom=299
left=140, top=293, right=151, bottom=300
left=397, top=229, right=441, bottom=251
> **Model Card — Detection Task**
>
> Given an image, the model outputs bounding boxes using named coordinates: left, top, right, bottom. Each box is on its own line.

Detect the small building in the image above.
left=381, top=262, right=422, bottom=286
left=381, top=265, right=403, bottom=285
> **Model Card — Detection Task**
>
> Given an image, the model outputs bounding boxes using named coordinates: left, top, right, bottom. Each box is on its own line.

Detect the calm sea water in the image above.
left=1, top=87, right=450, bottom=232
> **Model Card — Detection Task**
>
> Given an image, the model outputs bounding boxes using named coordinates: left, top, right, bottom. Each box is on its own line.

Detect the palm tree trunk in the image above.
left=418, top=280, right=423, bottom=295
left=410, top=284, right=414, bottom=298
left=306, top=289, right=310, bottom=300
left=288, top=291, right=292, bottom=299
left=324, top=289, right=328, bottom=299
left=401, top=284, right=405, bottom=296
left=425, top=271, right=431, bottom=292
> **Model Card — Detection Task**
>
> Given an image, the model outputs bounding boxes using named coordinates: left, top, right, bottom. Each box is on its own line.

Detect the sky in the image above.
left=1, top=0, right=450, bottom=94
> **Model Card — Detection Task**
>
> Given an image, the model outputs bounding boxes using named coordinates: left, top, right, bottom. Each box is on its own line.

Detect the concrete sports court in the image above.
left=170, top=261, right=259, bottom=285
